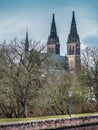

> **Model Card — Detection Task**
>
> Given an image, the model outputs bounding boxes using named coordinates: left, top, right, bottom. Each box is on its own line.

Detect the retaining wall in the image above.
left=0, top=115, right=98, bottom=130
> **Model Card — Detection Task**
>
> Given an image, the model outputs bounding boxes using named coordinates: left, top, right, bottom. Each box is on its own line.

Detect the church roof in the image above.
left=50, top=54, right=67, bottom=63
left=41, top=53, right=68, bottom=70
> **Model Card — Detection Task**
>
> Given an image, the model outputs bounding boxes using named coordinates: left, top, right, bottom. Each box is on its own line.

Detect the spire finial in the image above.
left=52, top=13, right=55, bottom=23
left=26, top=25, right=28, bottom=41
left=26, top=25, right=28, bottom=32
left=72, top=11, right=75, bottom=20
left=53, top=13, right=55, bottom=17
left=73, top=11, right=75, bottom=15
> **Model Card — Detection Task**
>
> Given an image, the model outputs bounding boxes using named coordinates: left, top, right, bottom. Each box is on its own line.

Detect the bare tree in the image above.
left=0, top=39, right=48, bottom=117
left=80, top=47, right=98, bottom=103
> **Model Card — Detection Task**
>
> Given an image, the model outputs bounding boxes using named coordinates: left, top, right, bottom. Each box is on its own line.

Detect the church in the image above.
left=47, top=11, right=81, bottom=73
left=24, top=11, right=81, bottom=73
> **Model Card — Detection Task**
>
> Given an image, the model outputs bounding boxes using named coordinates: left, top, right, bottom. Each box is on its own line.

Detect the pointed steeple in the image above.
left=47, top=13, right=60, bottom=55
left=67, top=11, right=80, bottom=44
left=67, top=11, right=81, bottom=73
left=70, top=11, right=77, bottom=35
left=25, top=25, right=29, bottom=52
left=50, top=13, right=57, bottom=38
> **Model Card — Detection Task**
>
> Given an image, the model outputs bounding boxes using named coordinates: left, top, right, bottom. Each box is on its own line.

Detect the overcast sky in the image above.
left=0, top=0, right=98, bottom=55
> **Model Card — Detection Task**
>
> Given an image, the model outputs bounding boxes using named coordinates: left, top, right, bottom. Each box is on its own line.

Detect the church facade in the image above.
left=47, top=11, right=81, bottom=73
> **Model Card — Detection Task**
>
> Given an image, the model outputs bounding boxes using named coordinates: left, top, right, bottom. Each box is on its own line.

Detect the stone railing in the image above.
left=0, top=115, right=98, bottom=130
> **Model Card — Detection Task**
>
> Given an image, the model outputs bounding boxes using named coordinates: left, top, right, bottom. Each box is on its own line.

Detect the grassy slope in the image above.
left=0, top=113, right=98, bottom=124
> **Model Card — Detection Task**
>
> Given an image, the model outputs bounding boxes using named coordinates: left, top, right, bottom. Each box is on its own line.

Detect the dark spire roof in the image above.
left=25, top=25, right=29, bottom=51
left=50, top=13, right=57, bottom=38
left=67, top=11, right=80, bottom=44
left=47, top=13, right=59, bottom=44
left=70, top=11, right=77, bottom=35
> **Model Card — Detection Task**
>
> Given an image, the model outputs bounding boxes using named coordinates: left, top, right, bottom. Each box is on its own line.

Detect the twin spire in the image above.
left=47, top=13, right=59, bottom=45
left=67, top=11, right=80, bottom=44
left=24, top=11, right=80, bottom=53
left=70, top=11, right=77, bottom=36
left=47, top=13, right=60, bottom=55
left=50, top=13, right=57, bottom=38
left=49, top=11, right=80, bottom=46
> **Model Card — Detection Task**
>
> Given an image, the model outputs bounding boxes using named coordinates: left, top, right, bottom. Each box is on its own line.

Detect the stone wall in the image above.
left=0, top=115, right=98, bottom=130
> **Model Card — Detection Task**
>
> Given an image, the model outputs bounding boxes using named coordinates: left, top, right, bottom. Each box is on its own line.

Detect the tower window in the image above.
left=72, top=46, right=74, bottom=54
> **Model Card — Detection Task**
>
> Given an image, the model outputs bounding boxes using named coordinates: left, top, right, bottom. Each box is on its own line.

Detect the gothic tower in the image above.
left=24, top=25, right=29, bottom=63
left=47, top=14, right=60, bottom=55
left=25, top=25, right=29, bottom=53
left=67, top=11, right=81, bottom=72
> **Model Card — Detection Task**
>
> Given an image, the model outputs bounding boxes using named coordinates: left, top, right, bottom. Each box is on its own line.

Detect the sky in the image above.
left=0, top=0, right=98, bottom=55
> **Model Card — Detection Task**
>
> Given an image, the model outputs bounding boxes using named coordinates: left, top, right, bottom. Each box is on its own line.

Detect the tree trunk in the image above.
left=23, top=101, right=28, bottom=117
left=94, top=86, right=98, bottom=103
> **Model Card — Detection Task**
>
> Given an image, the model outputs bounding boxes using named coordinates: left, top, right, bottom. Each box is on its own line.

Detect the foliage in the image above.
left=0, top=43, right=97, bottom=118
left=80, top=47, right=98, bottom=102
left=0, top=40, right=47, bottom=117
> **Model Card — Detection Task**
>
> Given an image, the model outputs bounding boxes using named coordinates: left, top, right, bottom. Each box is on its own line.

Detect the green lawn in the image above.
left=0, top=113, right=98, bottom=124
